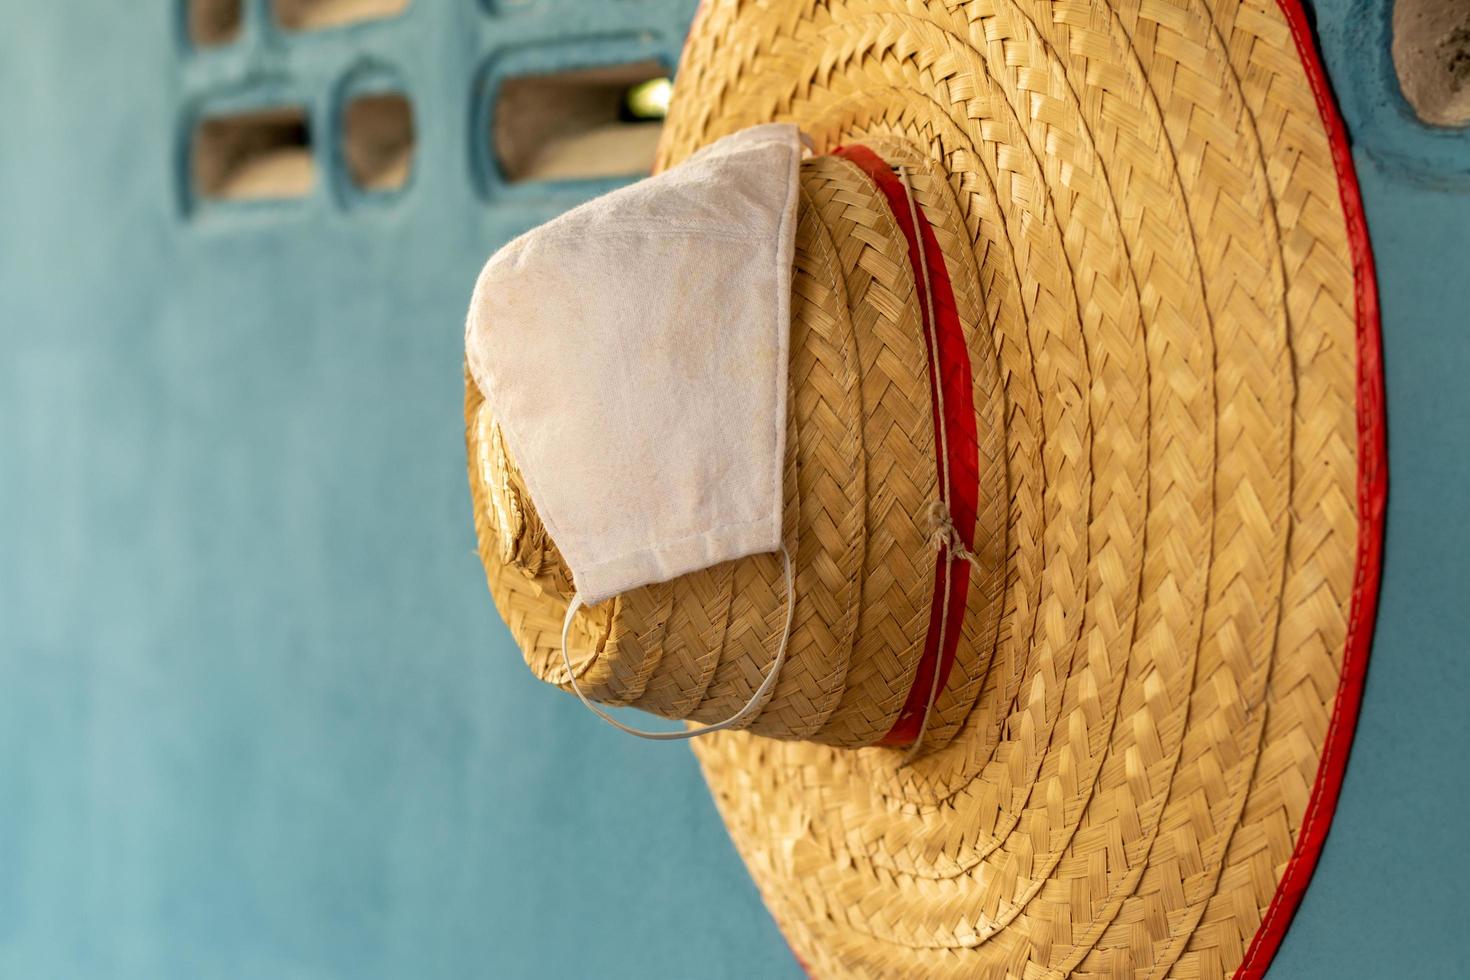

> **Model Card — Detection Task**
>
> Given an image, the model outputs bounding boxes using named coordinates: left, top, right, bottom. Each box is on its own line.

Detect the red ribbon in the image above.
left=833, top=145, right=980, bottom=747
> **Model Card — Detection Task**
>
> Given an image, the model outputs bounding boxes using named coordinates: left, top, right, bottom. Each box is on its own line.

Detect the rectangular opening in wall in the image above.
left=192, top=107, right=315, bottom=202
left=187, top=0, right=242, bottom=47
left=342, top=92, right=415, bottom=193
left=273, top=0, right=410, bottom=32
left=493, top=61, right=671, bottom=184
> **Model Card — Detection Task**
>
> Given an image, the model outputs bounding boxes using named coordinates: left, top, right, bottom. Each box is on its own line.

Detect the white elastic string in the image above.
left=559, top=545, right=795, bottom=741
left=899, top=165, right=952, bottom=764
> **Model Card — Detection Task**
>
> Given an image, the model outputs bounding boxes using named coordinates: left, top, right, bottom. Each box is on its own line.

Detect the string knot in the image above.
left=926, top=500, right=984, bottom=573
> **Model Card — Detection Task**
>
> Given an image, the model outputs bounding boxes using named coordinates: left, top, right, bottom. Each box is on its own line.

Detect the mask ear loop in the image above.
left=559, top=545, right=795, bottom=740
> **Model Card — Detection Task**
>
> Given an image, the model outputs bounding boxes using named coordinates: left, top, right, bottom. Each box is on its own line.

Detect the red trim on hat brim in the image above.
left=1235, top=0, right=1387, bottom=975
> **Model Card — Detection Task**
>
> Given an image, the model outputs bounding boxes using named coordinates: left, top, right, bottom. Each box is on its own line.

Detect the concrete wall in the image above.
left=0, top=0, right=1465, bottom=976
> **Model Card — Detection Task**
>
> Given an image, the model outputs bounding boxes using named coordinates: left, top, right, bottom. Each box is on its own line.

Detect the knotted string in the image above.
left=926, top=499, right=985, bottom=574
left=559, top=545, right=795, bottom=741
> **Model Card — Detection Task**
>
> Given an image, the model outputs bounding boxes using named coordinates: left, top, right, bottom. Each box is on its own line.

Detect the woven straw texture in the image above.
left=465, top=0, right=1369, bottom=974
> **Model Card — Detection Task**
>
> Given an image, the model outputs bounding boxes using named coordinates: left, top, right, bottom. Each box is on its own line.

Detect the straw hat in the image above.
left=465, top=0, right=1386, bottom=975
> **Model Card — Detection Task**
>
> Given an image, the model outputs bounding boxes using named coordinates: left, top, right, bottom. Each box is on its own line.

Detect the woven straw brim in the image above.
left=467, top=145, right=1000, bottom=748
left=466, top=0, right=1378, bottom=973
left=649, top=0, right=1370, bottom=975
left=651, top=0, right=1369, bottom=976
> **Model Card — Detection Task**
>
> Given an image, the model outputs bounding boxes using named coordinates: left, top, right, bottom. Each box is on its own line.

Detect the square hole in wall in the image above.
left=187, top=0, right=243, bottom=47
left=192, top=107, right=315, bottom=202
left=341, top=92, right=415, bottom=193
left=493, top=61, right=671, bottom=184
left=273, top=0, right=410, bottom=32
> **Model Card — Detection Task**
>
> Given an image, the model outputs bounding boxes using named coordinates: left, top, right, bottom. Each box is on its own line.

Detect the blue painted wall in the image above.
left=0, top=1, right=1464, bottom=977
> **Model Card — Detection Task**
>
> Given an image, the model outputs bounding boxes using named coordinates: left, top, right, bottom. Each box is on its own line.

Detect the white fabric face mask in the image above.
left=465, top=123, right=800, bottom=607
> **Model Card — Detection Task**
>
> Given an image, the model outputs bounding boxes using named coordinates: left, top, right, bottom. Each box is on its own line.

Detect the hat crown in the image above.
left=468, top=140, right=1003, bottom=754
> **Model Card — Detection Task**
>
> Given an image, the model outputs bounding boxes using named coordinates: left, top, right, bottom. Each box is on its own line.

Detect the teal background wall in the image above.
left=0, top=1, right=1464, bottom=978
